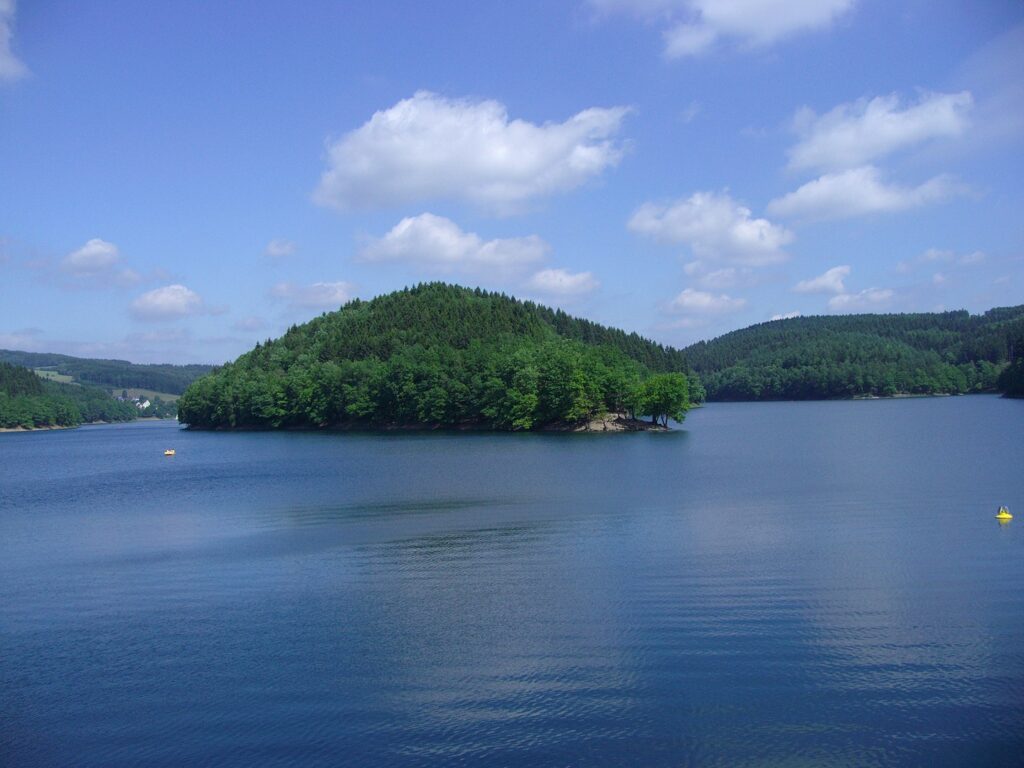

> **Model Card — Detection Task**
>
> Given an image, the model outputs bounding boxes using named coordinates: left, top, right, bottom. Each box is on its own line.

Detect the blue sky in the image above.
left=1, top=0, right=1022, bottom=364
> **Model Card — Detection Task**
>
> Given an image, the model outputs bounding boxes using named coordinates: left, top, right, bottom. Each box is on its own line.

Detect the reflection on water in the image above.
left=1, top=397, right=1023, bottom=767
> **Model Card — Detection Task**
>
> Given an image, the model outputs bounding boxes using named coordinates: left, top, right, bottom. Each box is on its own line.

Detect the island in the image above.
left=177, top=284, right=693, bottom=431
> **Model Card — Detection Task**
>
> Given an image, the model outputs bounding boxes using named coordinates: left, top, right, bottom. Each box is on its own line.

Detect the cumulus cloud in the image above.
left=62, top=238, right=122, bottom=274
left=771, top=311, right=801, bottom=320
left=767, top=166, right=961, bottom=221
left=313, top=91, right=630, bottom=214
left=630, top=191, right=793, bottom=265
left=668, top=287, right=745, bottom=314
left=270, top=281, right=354, bottom=311
left=794, top=265, right=850, bottom=294
left=131, top=284, right=205, bottom=321
left=361, top=213, right=548, bottom=275
left=0, top=0, right=28, bottom=83
left=56, top=238, right=151, bottom=288
left=264, top=238, right=297, bottom=258
left=828, top=287, right=894, bottom=311
left=788, top=91, right=973, bottom=171
left=591, top=0, right=855, bottom=58
left=526, top=268, right=599, bottom=296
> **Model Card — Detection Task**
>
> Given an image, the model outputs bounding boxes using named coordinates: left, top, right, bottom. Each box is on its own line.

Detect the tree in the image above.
left=635, top=373, right=690, bottom=427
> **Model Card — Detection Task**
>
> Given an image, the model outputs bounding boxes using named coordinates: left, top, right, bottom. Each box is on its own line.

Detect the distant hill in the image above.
left=0, top=350, right=213, bottom=395
left=178, top=283, right=691, bottom=430
left=682, top=306, right=1024, bottom=400
left=0, top=361, right=139, bottom=429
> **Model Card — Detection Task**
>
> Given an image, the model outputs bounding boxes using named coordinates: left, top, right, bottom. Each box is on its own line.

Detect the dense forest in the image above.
left=178, top=284, right=692, bottom=430
left=999, top=355, right=1024, bottom=398
left=0, top=350, right=212, bottom=395
left=682, top=306, right=1024, bottom=400
left=0, top=362, right=139, bottom=429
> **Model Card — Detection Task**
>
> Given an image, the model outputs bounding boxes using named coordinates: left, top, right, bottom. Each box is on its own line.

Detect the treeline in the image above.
left=0, top=362, right=139, bottom=429
left=178, top=284, right=691, bottom=430
left=683, top=307, right=1024, bottom=400
left=0, top=350, right=212, bottom=395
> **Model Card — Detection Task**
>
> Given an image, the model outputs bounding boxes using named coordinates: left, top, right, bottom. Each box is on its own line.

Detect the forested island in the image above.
left=177, top=284, right=692, bottom=431
left=7, top=289, right=1022, bottom=432
left=683, top=306, right=1024, bottom=401
left=0, top=362, right=140, bottom=429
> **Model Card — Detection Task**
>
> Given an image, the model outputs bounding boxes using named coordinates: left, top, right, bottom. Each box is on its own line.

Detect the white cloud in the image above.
left=767, top=166, right=961, bottom=221
left=526, top=268, right=599, bottom=296
left=788, top=91, right=973, bottom=171
left=55, top=238, right=156, bottom=289
left=630, top=191, right=793, bottom=265
left=361, top=213, right=548, bottom=275
left=932, top=272, right=947, bottom=285
left=314, top=91, right=630, bottom=214
left=794, top=265, right=849, bottom=294
left=771, top=311, right=801, bottom=320
left=264, top=238, right=297, bottom=258
left=62, top=238, right=122, bottom=274
left=896, top=247, right=985, bottom=273
left=828, top=287, right=894, bottom=311
left=270, top=281, right=354, bottom=311
left=684, top=262, right=762, bottom=290
left=0, top=0, right=28, bottom=83
left=131, top=284, right=205, bottom=321
left=591, top=0, right=855, bottom=58
left=668, top=287, right=746, bottom=314
left=697, top=267, right=741, bottom=289
left=665, top=23, right=718, bottom=57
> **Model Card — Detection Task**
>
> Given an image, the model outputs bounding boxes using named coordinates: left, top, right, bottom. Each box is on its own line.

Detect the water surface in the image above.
left=2, top=397, right=1023, bottom=766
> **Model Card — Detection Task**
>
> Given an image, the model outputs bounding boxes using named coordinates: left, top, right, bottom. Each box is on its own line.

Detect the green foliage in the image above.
left=178, top=284, right=690, bottom=431
left=683, top=306, right=1024, bottom=400
left=0, top=362, right=44, bottom=397
left=0, top=350, right=212, bottom=394
left=0, top=362, right=138, bottom=428
left=998, top=334, right=1024, bottom=398
left=634, top=373, right=690, bottom=426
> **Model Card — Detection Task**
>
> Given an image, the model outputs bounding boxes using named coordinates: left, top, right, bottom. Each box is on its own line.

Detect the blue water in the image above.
left=2, top=397, right=1023, bottom=766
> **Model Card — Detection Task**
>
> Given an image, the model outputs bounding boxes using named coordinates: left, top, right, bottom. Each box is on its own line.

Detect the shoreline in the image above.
left=0, top=417, right=176, bottom=434
left=184, top=412, right=672, bottom=434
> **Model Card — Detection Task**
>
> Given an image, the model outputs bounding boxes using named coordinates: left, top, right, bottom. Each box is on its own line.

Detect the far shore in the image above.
left=0, top=416, right=176, bottom=434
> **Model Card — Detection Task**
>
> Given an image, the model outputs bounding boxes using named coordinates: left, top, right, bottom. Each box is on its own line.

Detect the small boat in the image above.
left=995, top=506, right=1012, bottom=521
left=164, top=449, right=176, bottom=456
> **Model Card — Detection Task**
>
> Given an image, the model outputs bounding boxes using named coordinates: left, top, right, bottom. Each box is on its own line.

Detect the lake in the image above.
left=2, top=397, right=1023, bottom=767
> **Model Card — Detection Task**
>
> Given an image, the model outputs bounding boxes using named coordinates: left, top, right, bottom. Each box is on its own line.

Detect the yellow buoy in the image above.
left=995, top=506, right=1012, bottom=521
left=164, top=449, right=176, bottom=456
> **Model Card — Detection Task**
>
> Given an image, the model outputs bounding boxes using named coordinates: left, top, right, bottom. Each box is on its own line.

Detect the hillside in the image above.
left=0, top=350, right=213, bottom=395
left=683, top=306, right=1024, bottom=400
left=0, top=361, right=139, bottom=429
left=178, top=283, right=691, bottom=430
